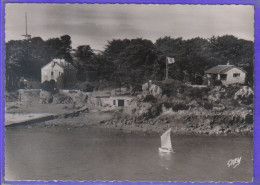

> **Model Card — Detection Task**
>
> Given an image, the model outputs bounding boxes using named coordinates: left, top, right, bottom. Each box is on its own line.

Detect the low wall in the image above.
left=18, top=89, right=41, bottom=102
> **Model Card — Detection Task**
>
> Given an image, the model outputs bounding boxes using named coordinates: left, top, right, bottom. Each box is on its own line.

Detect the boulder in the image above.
left=212, top=125, right=222, bottom=133
left=142, top=82, right=162, bottom=99
left=234, top=86, right=254, bottom=101
left=208, top=93, right=221, bottom=103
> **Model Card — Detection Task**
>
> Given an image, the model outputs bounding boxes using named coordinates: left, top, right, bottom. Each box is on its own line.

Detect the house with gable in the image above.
left=41, top=58, right=77, bottom=88
left=205, top=63, right=247, bottom=86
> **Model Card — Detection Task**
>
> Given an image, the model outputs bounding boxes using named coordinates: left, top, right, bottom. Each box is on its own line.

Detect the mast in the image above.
left=165, top=57, right=169, bottom=80
left=22, top=12, right=31, bottom=40
left=25, top=12, right=27, bottom=36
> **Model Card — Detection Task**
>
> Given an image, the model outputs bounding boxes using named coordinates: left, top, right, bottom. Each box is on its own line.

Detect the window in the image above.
left=233, top=73, right=240, bottom=78
left=220, top=74, right=227, bottom=81
left=113, top=100, right=116, bottom=105
left=118, top=100, right=125, bottom=107
left=59, top=72, right=61, bottom=76
left=212, top=74, right=218, bottom=80
left=51, top=71, right=54, bottom=75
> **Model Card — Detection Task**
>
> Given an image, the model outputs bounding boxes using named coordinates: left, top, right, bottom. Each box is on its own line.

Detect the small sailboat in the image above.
left=159, top=128, right=174, bottom=153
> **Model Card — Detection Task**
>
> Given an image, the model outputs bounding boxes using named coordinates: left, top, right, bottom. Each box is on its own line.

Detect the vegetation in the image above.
left=6, top=35, right=254, bottom=90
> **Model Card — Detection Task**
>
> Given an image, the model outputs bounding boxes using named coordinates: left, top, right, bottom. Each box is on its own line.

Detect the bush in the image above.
left=183, top=86, right=210, bottom=99
left=160, top=79, right=185, bottom=97
left=143, top=95, right=157, bottom=102
left=212, top=79, right=222, bottom=86
left=224, top=85, right=242, bottom=98
left=163, top=100, right=189, bottom=111
left=41, top=80, right=56, bottom=93
left=85, top=84, right=94, bottom=92
left=197, top=99, right=213, bottom=110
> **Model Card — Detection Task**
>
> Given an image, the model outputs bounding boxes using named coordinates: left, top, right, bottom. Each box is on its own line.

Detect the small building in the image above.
left=205, top=64, right=247, bottom=86
left=41, top=59, right=77, bottom=88
left=110, top=95, right=132, bottom=107
left=89, top=94, right=133, bottom=107
left=20, top=77, right=41, bottom=89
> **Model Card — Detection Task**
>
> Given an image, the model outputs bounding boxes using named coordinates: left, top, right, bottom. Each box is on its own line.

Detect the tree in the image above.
left=60, top=35, right=72, bottom=63
left=6, top=38, right=50, bottom=80
left=104, top=38, right=164, bottom=86
left=45, top=35, right=72, bottom=63
left=75, top=45, right=94, bottom=60
left=210, top=35, right=254, bottom=84
left=6, top=35, right=73, bottom=81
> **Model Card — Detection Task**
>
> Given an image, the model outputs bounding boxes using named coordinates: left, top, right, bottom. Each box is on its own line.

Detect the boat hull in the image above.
left=158, top=147, right=173, bottom=153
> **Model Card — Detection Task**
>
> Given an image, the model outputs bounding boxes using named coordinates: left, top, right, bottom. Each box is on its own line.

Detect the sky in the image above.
left=5, top=4, right=254, bottom=50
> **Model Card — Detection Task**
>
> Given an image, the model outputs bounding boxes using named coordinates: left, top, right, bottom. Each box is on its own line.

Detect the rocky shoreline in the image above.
left=5, top=84, right=254, bottom=136
left=8, top=109, right=252, bottom=137
left=97, top=113, right=253, bottom=136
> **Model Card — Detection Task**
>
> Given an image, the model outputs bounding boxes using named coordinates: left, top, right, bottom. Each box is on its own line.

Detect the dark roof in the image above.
left=205, top=65, right=247, bottom=74
left=205, top=65, right=233, bottom=74
left=95, top=96, right=111, bottom=98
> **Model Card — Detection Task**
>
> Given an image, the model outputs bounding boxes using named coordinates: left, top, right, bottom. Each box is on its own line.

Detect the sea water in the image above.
left=5, top=127, right=253, bottom=181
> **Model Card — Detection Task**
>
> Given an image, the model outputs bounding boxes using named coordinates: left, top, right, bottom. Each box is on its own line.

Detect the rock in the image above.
left=234, top=86, right=254, bottom=101
left=208, top=93, right=221, bottom=103
left=212, top=125, right=222, bottom=133
left=137, top=94, right=143, bottom=100
left=235, top=128, right=240, bottom=133
left=212, top=104, right=225, bottom=111
left=224, top=129, right=232, bottom=134
left=142, top=82, right=162, bottom=98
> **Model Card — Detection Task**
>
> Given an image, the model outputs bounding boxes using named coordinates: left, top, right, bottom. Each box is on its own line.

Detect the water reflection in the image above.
left=158, top=151, right=174, bottom=169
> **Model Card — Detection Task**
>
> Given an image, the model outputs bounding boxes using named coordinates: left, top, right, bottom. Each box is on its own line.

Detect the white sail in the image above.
left=160, top=128, right=172, bottom=149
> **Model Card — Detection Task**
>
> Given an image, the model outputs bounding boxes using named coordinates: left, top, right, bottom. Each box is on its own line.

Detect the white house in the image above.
left=41, top=59, right=77, bottom=88
left=205, top=64, right=247, bottom=85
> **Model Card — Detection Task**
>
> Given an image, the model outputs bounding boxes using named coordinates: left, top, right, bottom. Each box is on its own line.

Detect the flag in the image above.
left=167, top=57, right=175, bottom=64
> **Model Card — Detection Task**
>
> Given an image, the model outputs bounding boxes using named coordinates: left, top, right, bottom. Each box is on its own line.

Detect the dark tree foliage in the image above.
left=6, top=35, right=73, bottom=81
left=209, top=35, right=254, bottom=85
left=75, top=45, right=94, bottom=60
left=6, top=34, right=254, bottom=88
left=156, top=35, right=254, bottom=84
left=103, top=38, right=165, bottom=87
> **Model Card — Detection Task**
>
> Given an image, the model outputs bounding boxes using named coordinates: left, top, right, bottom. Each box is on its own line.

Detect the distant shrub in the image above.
left=171, top=102, right=189, bottom=111
left=143, top=95, right=157, bottom=102
left=163, top=100, right=189, bottom=111
left=197, top=99, right=213, bottom=110
left=224, top=85, right=242, bottom=98
left=183, top=86, right=210, bottom=99
left=212, top=79, right=222, bottom=86
left=160, top=79, right=185, bottom=97
left=41, top=80, right=56, bottom=93
left=85, top=84, right=94, bottom=92
left=149, top=103, right=163, bottom=118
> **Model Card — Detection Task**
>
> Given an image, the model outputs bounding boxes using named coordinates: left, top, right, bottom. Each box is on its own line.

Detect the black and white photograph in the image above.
left=4, top=3, right=254, bottom=182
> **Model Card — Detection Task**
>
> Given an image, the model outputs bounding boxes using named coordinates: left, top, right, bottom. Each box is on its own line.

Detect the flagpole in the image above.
left=165, top=57, right=168, bottom=80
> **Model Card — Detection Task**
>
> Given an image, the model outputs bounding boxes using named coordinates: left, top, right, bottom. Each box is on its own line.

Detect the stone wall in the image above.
left=18, top=89, right=41, bottom=102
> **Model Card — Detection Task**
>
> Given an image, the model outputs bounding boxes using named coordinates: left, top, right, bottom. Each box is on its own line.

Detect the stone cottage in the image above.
left=41, top=59, right=77, bottom=88
left=205, top=64, right=247, bottom=86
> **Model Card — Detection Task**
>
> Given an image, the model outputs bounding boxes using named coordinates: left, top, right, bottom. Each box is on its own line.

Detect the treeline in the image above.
left=6, top=35, right=254, bottom=86
left=6, top=35, right=72, bottom=81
